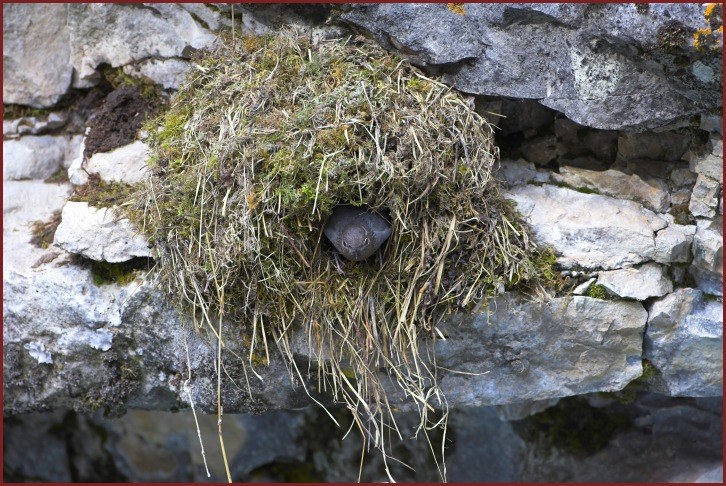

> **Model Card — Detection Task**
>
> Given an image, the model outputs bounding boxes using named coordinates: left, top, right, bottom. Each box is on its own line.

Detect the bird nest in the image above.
left=134, top=28, right=540, bottom=479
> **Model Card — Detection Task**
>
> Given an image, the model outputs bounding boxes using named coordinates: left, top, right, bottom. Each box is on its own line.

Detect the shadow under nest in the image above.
left=131, top=28, right=539, bottom=479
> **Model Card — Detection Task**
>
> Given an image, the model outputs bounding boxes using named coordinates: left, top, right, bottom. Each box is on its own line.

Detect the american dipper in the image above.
left=324, top=205, right=392, bottom=262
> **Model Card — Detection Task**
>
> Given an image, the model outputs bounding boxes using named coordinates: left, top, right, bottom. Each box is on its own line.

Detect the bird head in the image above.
left=339, top=223, right=373, bottom=261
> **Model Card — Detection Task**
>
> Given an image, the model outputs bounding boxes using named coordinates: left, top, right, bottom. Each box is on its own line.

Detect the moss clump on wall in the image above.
left=132, top=28, right=544, bottom=478
left=89, top=260, right=142, bottom=286
left=585, top=283, right=611, bottom=300
left=70, top=174, right=140, bottom=209
left=30, top=211, right=63, bottom=249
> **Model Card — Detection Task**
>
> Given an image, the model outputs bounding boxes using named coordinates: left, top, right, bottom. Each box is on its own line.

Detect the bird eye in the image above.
left=342, top=240, right=349, bottom=248
left=364, top=237, right=369, bottom=245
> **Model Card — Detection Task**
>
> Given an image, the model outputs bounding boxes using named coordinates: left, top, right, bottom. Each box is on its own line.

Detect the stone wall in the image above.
left=3, top=3, right=723, bottom=481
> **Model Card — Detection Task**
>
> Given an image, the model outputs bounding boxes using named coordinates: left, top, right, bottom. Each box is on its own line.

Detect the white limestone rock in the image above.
left=597, top=263, right=673, bottom=300
left=689, top=138, right=723, bottom=184
left=506, top=184, right=667, bottom=270
left=437, top=294, right=647, bottom=406
left=53, top=202, right=153, bottom=262
left=645, top=288, right=723, bottom=396
left=553, top=166, right=670, bottom=213
left=496, top=158, right=550, bottom=186
left=123, top=59, right=191, bottom=90
left=3, top=181, right=72, bottom=230
left=84, top=141, right=150, bottom=184
left=3, top=136, right=69, bottom=181
left=690, top=218, right=723, bottom=296
left=3, top=112, right=69, bottom=137
left=68, top=140, right=150, bottom=186
left=3, top=4, right=73, bottom=107
left=654, top=224, right=696, bottom=264
left=67, top=3, right=217, bottom=87
left=688, top=174, right=720, bottom=218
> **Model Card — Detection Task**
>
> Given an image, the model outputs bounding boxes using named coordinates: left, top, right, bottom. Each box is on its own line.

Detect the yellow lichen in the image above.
left=447, top=3, right=466, bottom=16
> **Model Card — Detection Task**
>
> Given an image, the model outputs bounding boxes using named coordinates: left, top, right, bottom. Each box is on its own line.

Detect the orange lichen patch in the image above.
left=694, top=27, right=723, bottom=50
left=695, top=3, right=724, bottom=50
left=705, top=3, right=721, bottom=20
left=447, top=3, right=466, bottom=16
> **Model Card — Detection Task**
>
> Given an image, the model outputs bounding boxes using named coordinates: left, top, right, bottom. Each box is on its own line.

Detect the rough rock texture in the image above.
left=597, top=263, right=673, bottom=301
left=3, top=136, right=70, bottom=181
left=435, top=294, right=646, bottom=406
left=53, top=202, right=153, bottom=263
left=122, top=59, right=191, bottom=90
left=3, top=3, right=73, bottom=107
left=645, top=288, right=723, bottom=397
left=506, top=184, right=667, bottom=270
left=70, top=141, right=150, bottom=186
left=3, top=112, right=70, bottom=137
left=4, top=393, right=722, bottom=482
left=67, top=3, right=218, bottom=87
left=689, top=137, right=723, bottom=184
left=340, top=3, right=722, bottom=131
left=689, top=174, right=721, bottom=218
left=690, top=219, right=724, bottom=296
left=552, top=166, right=670, bottom=213
left=654, top=224, right=696, bottom=264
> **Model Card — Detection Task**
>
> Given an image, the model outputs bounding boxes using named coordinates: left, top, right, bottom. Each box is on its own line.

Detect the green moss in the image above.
left=90, top=260, right=143, bottom=286
left=2, top=104, right=53, bottom=120
left=598, top=359, right=661, bottom=404
left=44, top=168, right=70, bottom=184
left=513, top=396, right=633, bottom=457
left=30, top=211, right=63, bottom=249
left=585, top=283, right=610, bottom=300
left=102, top=65, right=165, bottom=104
left=69, top=174, right=139, bottom=209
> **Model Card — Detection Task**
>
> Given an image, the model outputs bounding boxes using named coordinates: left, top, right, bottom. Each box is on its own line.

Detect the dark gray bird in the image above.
left=324, top=205, right=392, bottom=262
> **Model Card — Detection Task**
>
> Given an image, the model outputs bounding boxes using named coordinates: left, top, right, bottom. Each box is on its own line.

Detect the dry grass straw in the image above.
left=135, top=28, right=538, bottom=480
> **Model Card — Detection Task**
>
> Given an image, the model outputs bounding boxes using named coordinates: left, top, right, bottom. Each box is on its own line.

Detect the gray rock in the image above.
left=555, top=117, right=618, bottom=165
left=553, top=165, right=670, bottom=213
left=3, top=136, right=69, bottom=181
left=572, top=277, right=597, bottom=296
left=690, top=218, right=723, bottom=296
left=700, top=113, right=723, bottom=136
left=3, top=410, right=73, bottom=481
left=340, top=3, right=721, bottom=131
left=3, top=3, right=73, bottom=107
left=689, top=174, right=720, bottom=219
left=496, top=159, right=550, bottom=186
left=506, top=184, right=667, bottom=270
left=655, top=224, right=696, bottom=264
left=53, top=202, right=153, bottom=262
left=670, top=167, right=698, bottom=187
left=79, top=141, right=150, bottom=185
left=519, top=394, right=723, bottom=482
left=67, top=3, right=217, bottom=87
left=3, top=180, right=72, bottom=230
left=689, top=138, right=723, bottom=184
left=3, top=112, right=69, bottom=137
left=519, top=135, right=557, bottom=166
left=123, top=59, right=191, bottom=90
left=645, top=288, right=723, bottom=397
left=618, top=130, right=691, bottom=162
left=597, top=263, right=673, bottom=301
left=435, top=294, right=647, bottom=406
left=496, top=398, right=560, bottom=421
